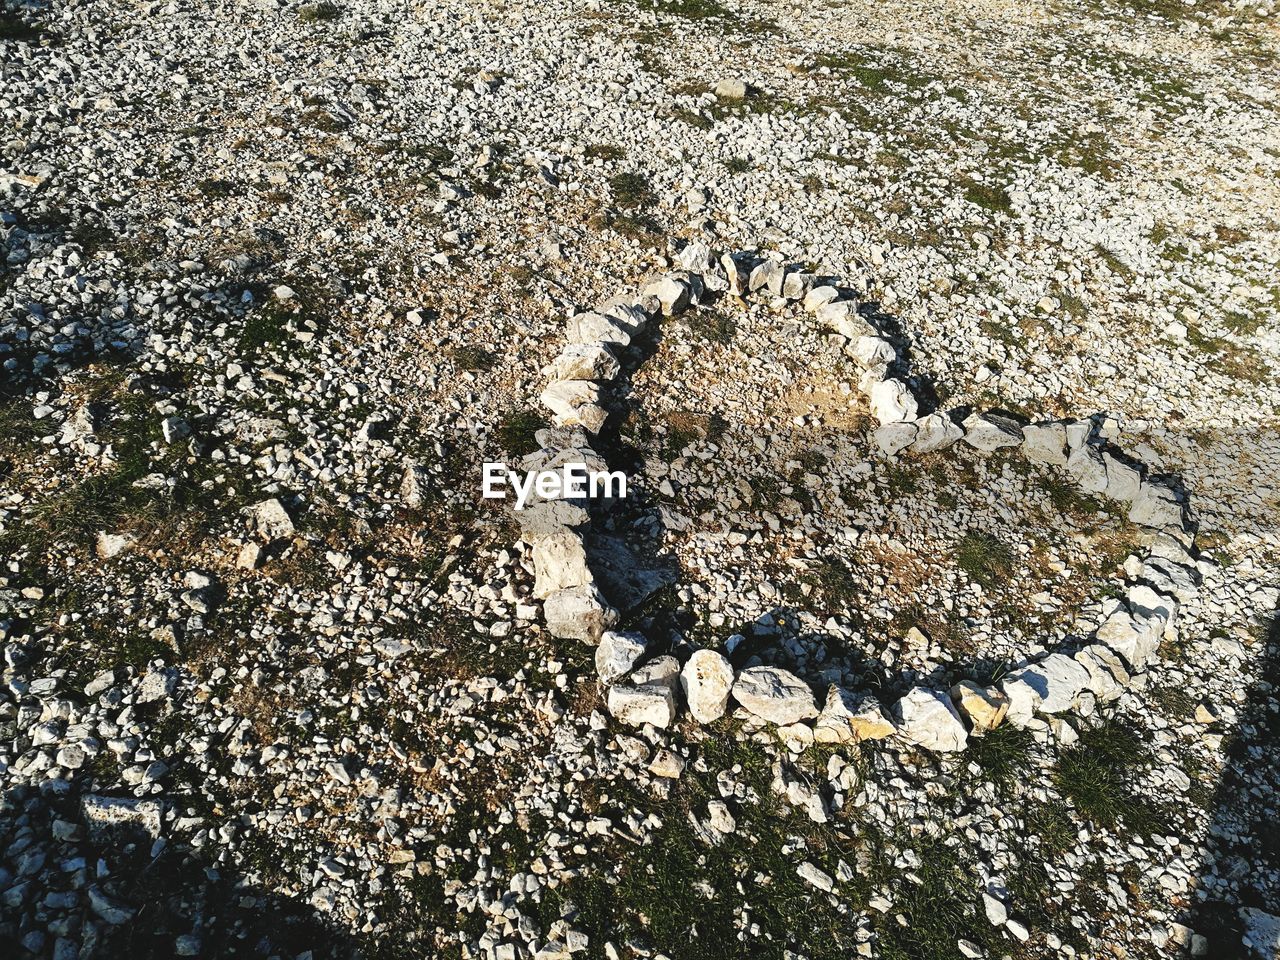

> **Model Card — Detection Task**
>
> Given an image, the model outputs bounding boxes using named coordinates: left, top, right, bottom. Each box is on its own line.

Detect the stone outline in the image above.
left=517, top=244, right=1200, bottom=757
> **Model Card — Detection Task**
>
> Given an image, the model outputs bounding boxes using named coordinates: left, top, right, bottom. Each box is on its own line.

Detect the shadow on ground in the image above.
left=0, top=780, right=364, bottom=959
left=1183, top=607, right=1280, bottom=958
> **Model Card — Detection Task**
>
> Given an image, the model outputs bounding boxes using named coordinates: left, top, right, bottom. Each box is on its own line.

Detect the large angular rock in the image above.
left=514, top=499, right=591, bottom=538
left=595, top=631, right=647, bottom=685
left=1066, top=444, right=1108, bottom=494
left=1073, top=644, right=1132, bottom=701
left=803, top=285, right=840, bottom=312
left=1021, top=421, right=1068, bottom=467
left=1000, top=672, right=1042, bottom=727
left=817, top=299, right=876, bottom=339
left=681, top=649, right=735, bottom=723
left=565, top=311, right=634, bottom=348
left=748, top=259, right=785, bottom=296
left=949, top=681, right=1008, bottom=734
left=721, top=253, right=748, bottom=297
left=850, top=335, right=896, bottom=367
left=815, top=686, right=895, bottom=743
left=1094, top=606, right=1164, bottom=669
left=1140, top=554, right=1200, bottom=603
left=1129, top=481, right=1186, bottom=531
left=600, top=298, right=652, bottom=331
left=716, top=78, right=747, bottom=99
left=607, top=656, right=681, bottom=727
left=781, top=270, right=811, bottom=300
left=675, top=240, right=718, bottom=275
left=1128, top=584, right=1177, bottom=629
left=531, top=530, right=593, bottom=599
left=543, top=584, right=617, bottom=643
left=247, top=498, right=294, bottom=541
left=540, top=380, right=607, bottom=433
left=894, top=687, right=968, bottom=752
left=607, top=681, right=677, bottom=728
left=1001, top=654, right=1091, bottom=716
left=874, top=421, right=918, bottom=456
left=545, top=343, right=620, bottom=382
left=963, top=412, right=1023, bottom=452
left=869, top=379, right=917, bottom=425
left=732, top=666, right=818, bottom=725
left=632, top=655, right=680, bottom=686
left=1064, top=419, right=1093, bottom=453
left=909, top=413, right=964, bottom=454
left=1102, top=452, right=1142, bottom=504
left=641, top=274, right=691, bottom=315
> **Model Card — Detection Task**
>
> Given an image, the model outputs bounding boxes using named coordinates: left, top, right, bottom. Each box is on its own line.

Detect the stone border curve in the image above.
left=511, top=243, right=1200, bottom=762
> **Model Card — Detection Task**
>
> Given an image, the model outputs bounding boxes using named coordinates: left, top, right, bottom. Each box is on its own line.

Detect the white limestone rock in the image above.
left=540, top=380, right=608, bottom=433
left=1094, top=606, right=1165, bottom=669
left=817, top=299, right=875, bottom=339
left=714, top=77, right=748, bottom=99
left=1140, top=554, right=1200, bottom=603
left=803, top=285, right=840, bottom=312
left=545, top=342, right=620, bottom=382
left=531, top=530, right=593, bottom=599
left=850, top=335, right=896, bottom=366
left=1129, top=481, right=1186, bottom=531
left=607, top=681, right=676, bottom=728
left=1073, top=644, right=1132, bottom=701
left=1021, top=421, right=1069, bottom=467
left=595, top=631, right=647, bottom=685
left=1066, top=443, right=1108, bottom=494
left=1128, top=583, right=1177, bottom=625
left=909, top=413, right=964, bottom=454
left=894, top=686, right=968, bottom=752
left=874, top=421, right=918, bottom=456
left=869, top=378, right=918, bottom=424
left=543, top=584, right=617, bottom=643
left=641, top=274, right=691, bottom=315
left=732, top=666, right=818, bottom=725
left=247, top=498, right=295, bottom=541
left=681, top=649, right=735, bottom=723
left=1102, top=451, right=1143, bottom=504
left=949, top=681, right=1009, bottom=734
left=721, top=253, right=748, bottom=297
left=814, top=685, right=894, bottom=743
left=962, top=412, right=1023, bottom=452
left=748, top=258, right=784, bottom=295
left=1002, top=653, right=1091, bottom=716
left=565, top=311, right=634, bottom=348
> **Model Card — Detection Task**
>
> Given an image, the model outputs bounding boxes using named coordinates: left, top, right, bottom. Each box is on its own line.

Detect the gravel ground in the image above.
left=2, top=0, right=1279, bottom=958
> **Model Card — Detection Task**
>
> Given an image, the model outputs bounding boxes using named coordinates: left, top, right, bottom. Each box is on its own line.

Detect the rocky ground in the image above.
left=2, top=0, right=1279, bottom=958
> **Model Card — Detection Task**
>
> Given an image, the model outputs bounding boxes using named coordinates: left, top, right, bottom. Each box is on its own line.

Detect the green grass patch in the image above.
left=678, top=308, right=736, bottom=345
left=1052, top=722, right=1170, bottom=836
left=584, top=143, right=627, bottom=162
left=450, top=345, right=495, bottom=371
left=494, top=409, right=547, bottom=456
left=608, top=171, right=654, bottom=210
left=954, top=531, right=1014, bottom=589
left=298, top=1, right=342, bottom=21
left=967, top=724, right=1034, bottom=790
left=963, top=179, right=1012, bottom=215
